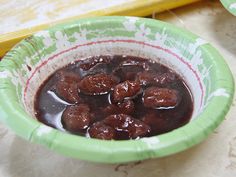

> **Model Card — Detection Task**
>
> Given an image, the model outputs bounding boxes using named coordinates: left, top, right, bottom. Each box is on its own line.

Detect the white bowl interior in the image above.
left=24, top=41, right=202, bottom=121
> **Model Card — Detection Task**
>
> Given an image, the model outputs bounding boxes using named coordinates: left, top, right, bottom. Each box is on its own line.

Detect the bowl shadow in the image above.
left=6, top=136, right=207, bottom=177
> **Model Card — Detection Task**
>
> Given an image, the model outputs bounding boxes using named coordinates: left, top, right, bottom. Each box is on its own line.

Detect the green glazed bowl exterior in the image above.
left=220, top=0, right=236, bottom=16
left=0, top=16, right=234, bottom=163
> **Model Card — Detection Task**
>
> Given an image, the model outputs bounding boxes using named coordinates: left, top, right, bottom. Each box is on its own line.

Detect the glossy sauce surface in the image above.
left=34, top=55, right=193, bottom=140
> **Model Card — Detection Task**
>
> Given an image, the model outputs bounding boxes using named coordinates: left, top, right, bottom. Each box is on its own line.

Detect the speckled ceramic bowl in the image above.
left=0, top=16, right=234, bottom=163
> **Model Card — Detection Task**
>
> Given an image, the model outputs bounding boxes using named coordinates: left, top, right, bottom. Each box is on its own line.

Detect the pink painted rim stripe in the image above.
left=23, top=39, right=204, bottom=107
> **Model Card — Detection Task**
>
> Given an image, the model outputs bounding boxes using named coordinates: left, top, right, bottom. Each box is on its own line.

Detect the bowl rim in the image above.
left=0, top=16, right=234, bottom=163
left=220, top=0, right=236, bottom=16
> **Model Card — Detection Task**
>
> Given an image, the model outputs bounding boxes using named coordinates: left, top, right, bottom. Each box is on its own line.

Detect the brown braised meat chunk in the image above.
left=103, top=99, right=135, bottom=115
left=129, top=119, right=151, bottom=138
left=112, top=81, right=141, bottom=103
left=142, top=112, right=169, bottom=134
left=157, top=72, right=177, bottom=86
left=112, top=59, right=150, bottom=81
left=143, top=87, right=180, bottom=108
left=104, top=114, right=150, bottom=139
left=55, top=71, right=81, bottom=103
left=136, top=71, right=177, bottom=86
left=78, top=73, right=118, bottom=95
left=88, top=122, right=115, bottom=140
left=80, top=56, right=111, bottom=71
left=62, top=104, right=92, bottom=132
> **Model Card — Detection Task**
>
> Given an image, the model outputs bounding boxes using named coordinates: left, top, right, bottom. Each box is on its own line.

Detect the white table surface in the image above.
left=1, top=0, right=236, bottom=176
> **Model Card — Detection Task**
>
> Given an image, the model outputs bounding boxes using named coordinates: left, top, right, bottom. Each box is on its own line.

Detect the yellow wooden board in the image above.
left=0, top=0, right=200, bottom=57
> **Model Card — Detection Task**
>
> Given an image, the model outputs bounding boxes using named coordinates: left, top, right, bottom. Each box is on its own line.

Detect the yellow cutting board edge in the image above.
left=0, top=0, right=200, bottom=58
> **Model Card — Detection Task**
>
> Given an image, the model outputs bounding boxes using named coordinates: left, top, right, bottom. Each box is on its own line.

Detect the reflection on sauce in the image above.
left=34, top=55, right=193, bottom=140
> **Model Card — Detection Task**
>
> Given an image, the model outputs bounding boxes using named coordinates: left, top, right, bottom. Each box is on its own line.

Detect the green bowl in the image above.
left=0, top=16, right=234, bottom=163
left=220, top=0, right=236, bottom=16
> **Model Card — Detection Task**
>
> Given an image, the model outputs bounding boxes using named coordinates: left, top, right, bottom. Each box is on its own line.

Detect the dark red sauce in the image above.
left=34, top=55, right=193, bottom=140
